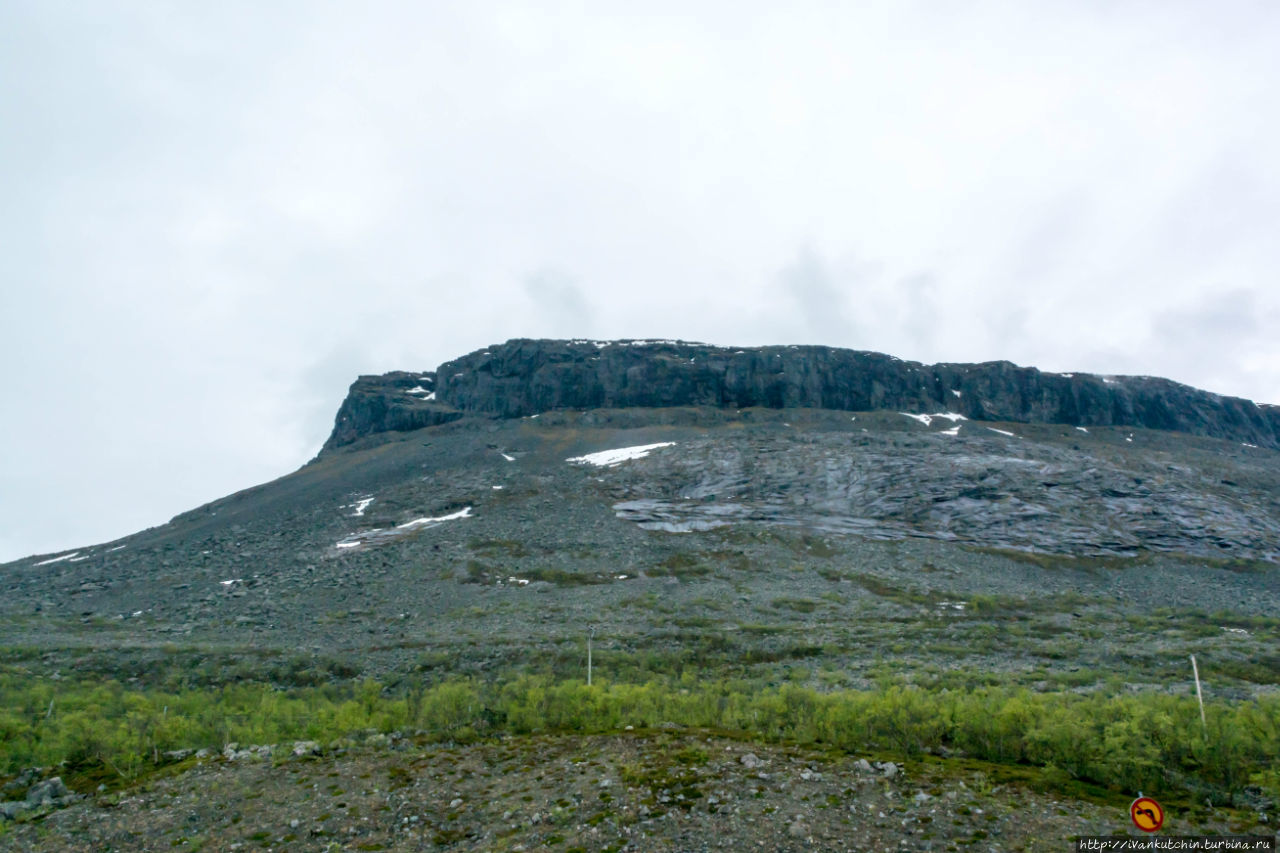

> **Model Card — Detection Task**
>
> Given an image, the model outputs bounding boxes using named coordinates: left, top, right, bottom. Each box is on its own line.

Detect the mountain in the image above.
left=2, top=340, right=1278, bottom=850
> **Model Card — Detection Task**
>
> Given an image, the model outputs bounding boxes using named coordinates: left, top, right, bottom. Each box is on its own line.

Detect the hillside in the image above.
left=2, top=340, right=1278, bottom=851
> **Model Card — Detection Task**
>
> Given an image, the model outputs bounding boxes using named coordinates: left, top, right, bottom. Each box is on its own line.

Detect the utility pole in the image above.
left=1191, top=655, right=1206, bottom=734
left=588, top=626, right=596, bottom=687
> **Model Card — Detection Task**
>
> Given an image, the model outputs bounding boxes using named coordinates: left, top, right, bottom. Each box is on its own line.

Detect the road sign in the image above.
left=1130, top=796, right=1164, bottom=833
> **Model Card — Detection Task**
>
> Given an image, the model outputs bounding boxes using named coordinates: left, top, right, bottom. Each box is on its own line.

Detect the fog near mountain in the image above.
left=2, top=1, right=1279, bottom=561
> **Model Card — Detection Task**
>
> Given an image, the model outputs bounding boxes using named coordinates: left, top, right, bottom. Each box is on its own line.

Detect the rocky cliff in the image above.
left=323, top=339, right=1280, bottom=451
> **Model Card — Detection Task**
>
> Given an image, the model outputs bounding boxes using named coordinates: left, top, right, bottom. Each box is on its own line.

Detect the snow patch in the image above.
left=501, top=453, right=515, bottom=462
left=335, top=507, right=473, bottom=550
left=1060, top=373, right=1074, bottom=379
left=220, top=579, right=242, bottom=586
left=1075, top=427, right=1089, bottom=433
left=567, top=442, right=676, bottom=467
left=107, top=544, right=127, bottom=552
left=35, top=552, right=79, bottom=566
left=950, top=389, right=962, bottom=398
left=492, top=485, right=504, bottom=490
left=901, top=412, right=967, bottom=427
left=986, top=427, right=1016, bottom=437
left=939, top=425, right=961, bottom=436
left=1242, top=442, right=1258, bottom=449
left=397, top=507, right=473, bottom=529
left=404, top=385, right=431, bottom=395
left=351, top=497, right=374, bottom=517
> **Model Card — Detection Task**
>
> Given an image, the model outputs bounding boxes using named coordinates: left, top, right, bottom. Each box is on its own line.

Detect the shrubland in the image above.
left=1, top=667, right=1275, bottom=805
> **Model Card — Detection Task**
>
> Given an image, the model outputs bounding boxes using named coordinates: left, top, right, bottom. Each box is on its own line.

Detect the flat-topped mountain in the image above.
left=323, top=339, right=1280, bottom=452
left=3, top=338, right=1279, bottom=849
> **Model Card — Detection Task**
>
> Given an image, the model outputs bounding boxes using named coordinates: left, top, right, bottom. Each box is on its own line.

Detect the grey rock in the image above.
left=325, top=339, right=1280, bottom=451
left=0, top=801, right=28, bottom=821
left=26, top=777, right=70, bottom=806
left=292, top=740, right=321, bottom=757
left=740, top=753, right=764, bottom=769
left=322, top=371, right=461, bottom=452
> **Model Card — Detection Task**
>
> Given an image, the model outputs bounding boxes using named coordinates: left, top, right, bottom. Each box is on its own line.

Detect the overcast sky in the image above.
left=3, top=1, right=1279, bottom=562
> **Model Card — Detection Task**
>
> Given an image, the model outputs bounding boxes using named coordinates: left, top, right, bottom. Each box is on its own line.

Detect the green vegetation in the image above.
left=1, top=671, right=1275, bottom=803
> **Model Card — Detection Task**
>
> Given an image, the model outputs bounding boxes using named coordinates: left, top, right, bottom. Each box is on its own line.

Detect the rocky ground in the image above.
left=4, top=730, right=1273, bottom=852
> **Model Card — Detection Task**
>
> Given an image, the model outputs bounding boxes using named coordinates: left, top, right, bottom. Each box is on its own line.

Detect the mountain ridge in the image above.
left=322, top=338, right=1280, bottom=453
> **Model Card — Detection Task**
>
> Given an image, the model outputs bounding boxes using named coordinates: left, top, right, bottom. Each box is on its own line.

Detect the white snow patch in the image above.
left=397, top=507, right=473, bottom=529
left=107, top=544, right=127, bottom=552
left=69, top=555, right=90, bottom=563
left=492, top=485, right=504, bottom=490
left=1103, top=376, right=1116, bottom=384
left=404, top=385, right=431, bottom=395
left=1075, top=426, right=1089, bottom=433
left=1242, top=442, right=1258, bottom=449
left=849, top=416, right=856, bottom=421
left=335, top=542, right=361, bottom=549
left=567, top=442, right=676, bottom=467
left=950, top=389, right=962, bottom=398
left=1125, top=435, right=1133, bottom=442
left=351, top=497, right=374, bottom=517
left=501, top=453, right=515, bottom=462
left=986, top=427, right=1016, bottom=437
left=1222, top=627, right=1249, bottom=635
left=901, top=412, right=967, bottom=427
left=939, top=425, right=961, bottom=436
left=220, top=579, right=242, bottom=586
left=1060, top=373, right=1074, bottom=379
left=506, top=576, right=530, bottom=586
left=614, top=574, right=629, bottom=580
left=36, top=552, right=80, bottom=566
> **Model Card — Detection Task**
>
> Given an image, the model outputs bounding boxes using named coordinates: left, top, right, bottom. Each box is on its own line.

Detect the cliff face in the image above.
left=323, top=339, right=1280, bottom=451
left=321, top=370, right=461, bottom=452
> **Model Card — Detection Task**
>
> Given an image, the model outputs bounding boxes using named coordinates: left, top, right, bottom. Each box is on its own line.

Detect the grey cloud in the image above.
left=524, top=269, right=597, bottom=337
left=779, top=249, right=862, bottom=345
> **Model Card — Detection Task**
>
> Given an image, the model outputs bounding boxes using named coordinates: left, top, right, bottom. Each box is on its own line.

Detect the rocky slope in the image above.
left=324, top=339, right=1280, bottom=452
left=3, top=341, right=1279, bottom=850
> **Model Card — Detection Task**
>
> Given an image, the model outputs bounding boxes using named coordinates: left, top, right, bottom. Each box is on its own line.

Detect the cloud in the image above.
left=524, top=269, right=597, bottom=337
left=780, top=249, right=858, bottom=345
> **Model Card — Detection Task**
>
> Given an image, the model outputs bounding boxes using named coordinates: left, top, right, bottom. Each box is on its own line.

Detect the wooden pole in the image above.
left=1191, top=655, right=1206, bottom=734
left=588, top=626, right=595, bottom=686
